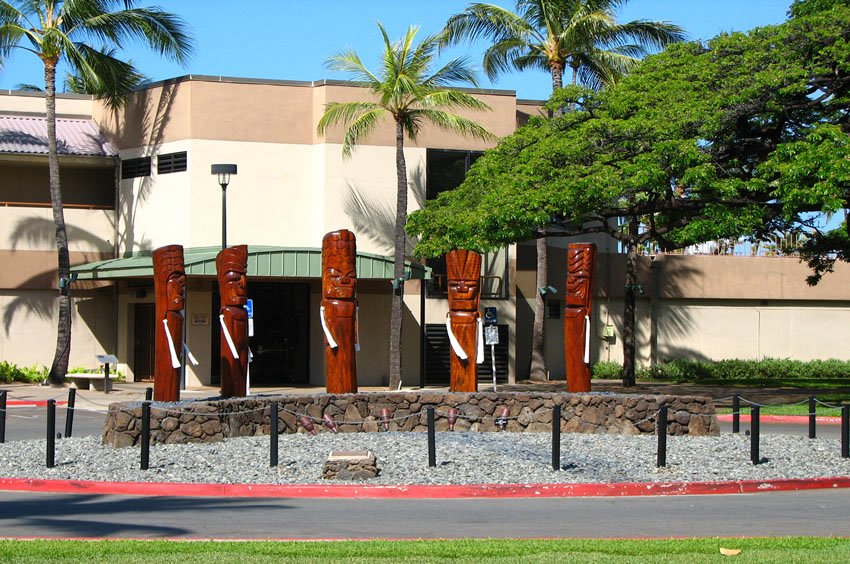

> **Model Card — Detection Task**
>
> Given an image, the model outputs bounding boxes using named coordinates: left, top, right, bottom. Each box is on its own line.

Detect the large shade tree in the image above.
left=408, top=6, right=850, bottom=385
left=317, top=23, right=495, bottom=390
left=441, top=0, right=685, bottom=380
left=0, top=0, right=192, bottom=385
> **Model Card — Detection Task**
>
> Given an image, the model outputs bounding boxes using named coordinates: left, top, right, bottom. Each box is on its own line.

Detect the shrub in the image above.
left=633, top=358, right=850, bottom=382
left=0, top=362, right=47, bottom=383
left=591, top=361, right=622, bottom=379
left=67, top=367, right=126, bottom=381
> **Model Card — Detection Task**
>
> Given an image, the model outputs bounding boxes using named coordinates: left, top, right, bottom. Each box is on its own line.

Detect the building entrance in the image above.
left=211, top=281, right=311, bottom=387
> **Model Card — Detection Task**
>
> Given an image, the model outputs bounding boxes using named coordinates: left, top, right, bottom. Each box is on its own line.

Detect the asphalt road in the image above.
left=0, top=489, right=848, bottom=539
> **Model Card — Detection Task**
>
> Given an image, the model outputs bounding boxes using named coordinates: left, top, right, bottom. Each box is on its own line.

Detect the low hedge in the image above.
left=593, top=358, right=850, bottom=382
left=0, top=361, right=47, bottom=384
left=0, top=363, right=125, bottom=384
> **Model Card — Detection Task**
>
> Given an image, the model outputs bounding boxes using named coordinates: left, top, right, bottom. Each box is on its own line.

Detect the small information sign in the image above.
left=484, top=325, right=499, bottom=346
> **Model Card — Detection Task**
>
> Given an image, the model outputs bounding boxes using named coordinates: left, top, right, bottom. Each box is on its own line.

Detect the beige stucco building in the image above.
left=1, top=75, right=849, bottom=389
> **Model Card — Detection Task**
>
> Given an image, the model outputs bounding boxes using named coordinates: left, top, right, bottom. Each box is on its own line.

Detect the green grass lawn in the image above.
left=0, top=538, right=848, bottom=563
left=717, top=403, right=845, bottom=416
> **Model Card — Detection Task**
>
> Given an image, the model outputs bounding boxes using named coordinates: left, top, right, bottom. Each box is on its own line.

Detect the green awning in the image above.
left=71, top=245, right=430, bottom=280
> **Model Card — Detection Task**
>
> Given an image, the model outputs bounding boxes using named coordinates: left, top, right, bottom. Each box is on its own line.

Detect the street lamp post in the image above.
left=211, top=164, right=237, bottom=249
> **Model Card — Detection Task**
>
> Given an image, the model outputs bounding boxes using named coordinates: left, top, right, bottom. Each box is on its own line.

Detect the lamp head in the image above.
left=211, top=163, right=237, bottom=186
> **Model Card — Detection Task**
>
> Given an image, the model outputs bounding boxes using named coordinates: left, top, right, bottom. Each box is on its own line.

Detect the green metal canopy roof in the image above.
left=71, top=246, right=430, bottom=280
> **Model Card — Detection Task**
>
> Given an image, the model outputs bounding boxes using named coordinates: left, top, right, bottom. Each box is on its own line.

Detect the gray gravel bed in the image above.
left=0, top=432, right=848, bottom=485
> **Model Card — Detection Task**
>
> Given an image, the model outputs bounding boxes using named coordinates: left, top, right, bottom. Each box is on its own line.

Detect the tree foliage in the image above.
left=408, top=7, right=850, bottom=384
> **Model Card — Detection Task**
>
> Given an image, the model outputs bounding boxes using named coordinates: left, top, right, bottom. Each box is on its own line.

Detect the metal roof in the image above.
left=71, top=245, right=430, bottom=281
left=0, top=114, right=117, bottom=156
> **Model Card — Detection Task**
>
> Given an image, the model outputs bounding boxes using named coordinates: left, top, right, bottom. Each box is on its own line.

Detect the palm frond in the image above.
left=326, top=48, right=381, bottom=86
left=339, top=107, right=386, bottom=158
left=316, top=101, right=382, bottom=139
left=63, top=3, right=193, bottom=64
left=408, top=108, right=497, bottom=143
left=65, top=43, right=145, bottom=107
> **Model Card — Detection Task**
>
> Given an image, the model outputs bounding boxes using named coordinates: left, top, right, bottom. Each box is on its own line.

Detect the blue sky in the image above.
left=0, top=0, right=792, bottom=101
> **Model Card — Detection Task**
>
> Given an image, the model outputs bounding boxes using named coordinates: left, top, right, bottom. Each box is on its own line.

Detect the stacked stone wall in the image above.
left=102, top=391, right=718, bottom=447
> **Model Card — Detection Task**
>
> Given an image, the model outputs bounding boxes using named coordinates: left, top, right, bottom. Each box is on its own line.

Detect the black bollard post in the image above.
left=0, top=390, right=6, bottom=444
left=842, top=405, right=849, bottom=459
left=551, top=405, right=561, bottom=471
left=46, top=399, right=55, bottom=468
left=141, top=402, right=151, bottom=470
left=751, top=406, right=762, bottom=465
left=427, top=406, right=436, bottom=467
left=657, top=405, right=668, bottom=468
left=732, top=395, right=740, bottom=434
left=64, top=387, right=76, bottom=439
left=103, top=362, right=111, bottom=394
left=145, top=387, right=153, bottom=402
left=808, top=396, right=816, bottom=439
left=270, top=402, right=279, bottom=467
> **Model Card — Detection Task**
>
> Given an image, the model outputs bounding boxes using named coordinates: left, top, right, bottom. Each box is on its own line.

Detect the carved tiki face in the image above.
left=153, top=245, right=185, bottom=312
left=322, top=230, right=357, bottom=301
left=566, top=243, right=596, bottom=308
left=446, top=249, right=482, bottom=312
left=216, top=245, right=248, bottom=307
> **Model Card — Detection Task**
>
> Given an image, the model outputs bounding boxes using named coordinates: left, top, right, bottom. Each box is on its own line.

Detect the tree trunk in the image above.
left=550, top=60, right=564, bottom=91
left=529, top=231, right=548, bottom=380
left=528, top=59, right=567, bottom=381
left=621, top=218, right=639, bottom=387
left=44, top=60, right=72, bottom=386
left=387, top=119, right=407, bottom=390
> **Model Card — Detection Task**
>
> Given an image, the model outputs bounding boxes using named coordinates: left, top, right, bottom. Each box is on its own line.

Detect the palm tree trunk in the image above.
left=388, top=119, right=407, bottom=390
left=529, top=59, right=569, bottom=382
left=529, top=232, right=548, bottom=381
left=44, top=60, right=72, bottom=386
left=551, top=60, right=564, bottom=91
left=621, top=218, right=640, bottom=387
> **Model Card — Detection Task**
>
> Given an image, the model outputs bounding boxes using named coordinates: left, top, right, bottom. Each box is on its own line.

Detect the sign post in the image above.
left=483, top=307, right=499, bottom=392
left=245, top=298, right=254, bottom=395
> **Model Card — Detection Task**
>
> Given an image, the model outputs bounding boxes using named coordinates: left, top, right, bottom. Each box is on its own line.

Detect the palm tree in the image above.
left=0, top=0, right=192, bottom=385
left=318, top=23, right=495, bottom=390
left=442, top=0, right=685, bottom=382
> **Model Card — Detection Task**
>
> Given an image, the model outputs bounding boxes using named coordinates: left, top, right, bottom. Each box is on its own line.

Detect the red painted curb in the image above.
left=717, top=414, right=841, bottom=425
left=1, top=476, right=849, bottom=499
left=6, top=401, right=68, bottom=407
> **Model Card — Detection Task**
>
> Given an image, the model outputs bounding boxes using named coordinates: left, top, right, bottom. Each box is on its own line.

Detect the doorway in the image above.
left=211, top=281, right=311, bottom=386
left=133, top=303, right=155, bottom=381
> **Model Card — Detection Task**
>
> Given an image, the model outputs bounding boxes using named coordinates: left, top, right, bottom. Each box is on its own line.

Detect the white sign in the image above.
left=484, top=325, right=499, bottom=346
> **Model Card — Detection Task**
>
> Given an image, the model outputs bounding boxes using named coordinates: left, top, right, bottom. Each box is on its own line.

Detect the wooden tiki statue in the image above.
left=321, top=229, right=358, bottom=394
left=217, top=245, right=249, bottom=398
left=564, top=243, right=597, bottom=392
left=446, top=249, right=483, bottom=393
left=153, top=245, right=185, bottom=402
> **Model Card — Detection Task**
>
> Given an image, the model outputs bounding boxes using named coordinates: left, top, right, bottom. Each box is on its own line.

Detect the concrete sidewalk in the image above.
left=3, top=378, right=847, bottom=412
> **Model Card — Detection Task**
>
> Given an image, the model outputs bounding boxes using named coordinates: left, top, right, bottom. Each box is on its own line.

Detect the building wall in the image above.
left=515, top=248, right=850, bottom=379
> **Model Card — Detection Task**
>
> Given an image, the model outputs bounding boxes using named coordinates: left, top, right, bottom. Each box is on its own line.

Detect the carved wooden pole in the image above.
left=446, top=249, right=483, bottom=393
left=152, top=245, right=186, bottom=402
left=321, top=230, right=358, bottom=394
left=217, top=245, right=249, bottom=398
left=564, top=243, right=597, bottom=393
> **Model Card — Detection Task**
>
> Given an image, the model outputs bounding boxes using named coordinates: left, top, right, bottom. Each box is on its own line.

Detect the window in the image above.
left=157, top=151, right=187, bottom=174
left=424, top=149, right=509, bottom=299
left=121, top=157, right=151, bottom=179
left=546, top=299, right=561, bottom=319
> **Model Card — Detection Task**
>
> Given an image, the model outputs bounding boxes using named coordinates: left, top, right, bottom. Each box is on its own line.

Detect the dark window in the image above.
left=121, top=157, right=151, bottom=179
left=546, top=300, right=561, bottom=319
left=425, top=149, right=508, bottom=299
left=157, top=151, right=187, bottom=174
